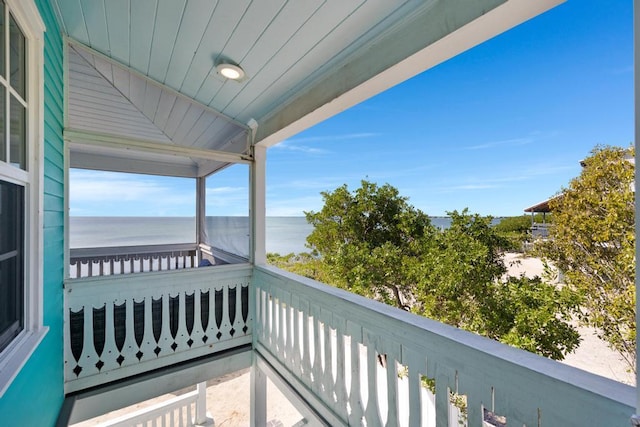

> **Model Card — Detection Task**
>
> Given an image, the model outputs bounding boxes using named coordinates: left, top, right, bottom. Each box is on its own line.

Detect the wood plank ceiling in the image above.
left=52, top=0, right=564, bottom=177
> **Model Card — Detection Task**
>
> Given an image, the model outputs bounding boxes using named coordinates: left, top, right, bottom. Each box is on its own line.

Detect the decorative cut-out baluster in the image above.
left=113, top=302, right=126, bottom=366
left=69, top=308, right=84, bottom=377
left=241, top=285, right=249, bottom=334
left=168, top=294, right=179, bottom=351
left=133, top=299, right=145, bottom=360
left=152, top=296, right=162, bottom=356
left=200, top=290, right=210, bottom=343
left=185, top=292, right=195, bottom=347
left=92, top=305, right=106, bottom=371
left=214, top=288, right=224, bottom=340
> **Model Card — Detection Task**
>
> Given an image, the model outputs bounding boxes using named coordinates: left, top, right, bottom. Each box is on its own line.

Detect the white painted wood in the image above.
left=250, top=144, right=266, bottom=264
left=64, top=265, right=252, bottom=393
left=95, top=388, right=199, bottom=427
left=250, top=356, right=267, bottom=427
left=69, top=243, right=199, bottom=278
left=253, top=265, right=636, bottom=426
left=0, top=0, right=48, bottom=398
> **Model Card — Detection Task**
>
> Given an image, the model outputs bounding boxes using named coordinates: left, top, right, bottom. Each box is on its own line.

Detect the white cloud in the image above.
left=464, top=137, right=533, bottom=150
left=283, top=132, right=380, bottom=144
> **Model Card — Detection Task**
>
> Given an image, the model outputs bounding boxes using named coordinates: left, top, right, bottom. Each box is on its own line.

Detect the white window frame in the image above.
left=0, top=0, right=46, bottom=397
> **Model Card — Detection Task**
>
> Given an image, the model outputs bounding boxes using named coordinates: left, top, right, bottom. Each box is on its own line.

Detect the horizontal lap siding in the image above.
left=0, top=1, right=65, bottom=425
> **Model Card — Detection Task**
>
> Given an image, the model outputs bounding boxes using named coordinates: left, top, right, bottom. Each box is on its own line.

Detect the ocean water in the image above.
left=70, top=216, right=314, bottom=255
left=70, top=216, right=500, bottom=255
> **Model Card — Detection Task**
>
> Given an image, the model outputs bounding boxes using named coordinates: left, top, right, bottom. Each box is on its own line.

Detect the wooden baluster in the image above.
left=334, top=316, right=349, bottom=421
left=75, top=260, right=80, bottom=279
left=271, top=291, right=280, bottom=354
left=290, top=295, right=302, bottom=378
left=311, top=307, right=323, bottom=396
left=88, top=260, right=93, bottom=277
left=277, top=291, right=286, bottom=359
left=284, top=293, right=293, bottom=367
left=322, top=310, right=335, bottom=405
left=264, top=289, right=271, bottom=347
left=403, top=349, right=426, bottom=427
left=109, top=258, right=114, bottom=275
left=385, top=344, right=400, bottom=427
left=348, top=323, right=364, bottom=425
left=364, top=331, right=383, bottom=427
left=301, top=299, right=312, bottom=386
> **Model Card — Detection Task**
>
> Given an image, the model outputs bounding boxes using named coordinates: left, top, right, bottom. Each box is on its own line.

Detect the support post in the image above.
left=251, top=144, right=267, bottom=265
left=250, top=356, right=267, bottom=427
left=196, top=177, right=208, bottom=264
left=193, top=381, right=214, bottom=426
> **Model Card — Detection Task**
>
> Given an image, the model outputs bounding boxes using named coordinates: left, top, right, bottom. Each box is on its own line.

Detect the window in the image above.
left=0, top=181, right=24, bottom=352
left=0, top=0, right=45, bottom=396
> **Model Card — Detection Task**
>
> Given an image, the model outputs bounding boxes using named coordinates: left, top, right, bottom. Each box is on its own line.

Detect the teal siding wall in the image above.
left=0, top=1, right=65, bottom=425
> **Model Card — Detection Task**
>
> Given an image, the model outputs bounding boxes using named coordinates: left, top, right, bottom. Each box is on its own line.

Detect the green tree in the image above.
left=305, top=181, right=434, bottom=309
left=302, top=181, right=580, bottom=360
left=540, top=145, right=636, bottom=370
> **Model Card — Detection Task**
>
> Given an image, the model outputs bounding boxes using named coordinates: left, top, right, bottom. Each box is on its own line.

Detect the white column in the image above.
left=196, top=176, right=208, bottom=263
left=250, top=356, right=267, bottom=427
left=251, top=144, right=267, bottom=265
left=193, top=381, right=214, bottom=426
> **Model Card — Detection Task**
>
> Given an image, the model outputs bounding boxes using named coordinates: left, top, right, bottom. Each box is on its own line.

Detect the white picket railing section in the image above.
left=64, top=264, right=252, bottom=393
left=252, top=265, right=635, bottom=427
left=69, top=244, right=199, bottom=278
left=96, top=382, right=210, bottom=427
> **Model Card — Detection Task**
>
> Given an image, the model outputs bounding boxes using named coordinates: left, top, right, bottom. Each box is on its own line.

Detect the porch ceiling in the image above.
left=53, top=0, right=563, bottom=177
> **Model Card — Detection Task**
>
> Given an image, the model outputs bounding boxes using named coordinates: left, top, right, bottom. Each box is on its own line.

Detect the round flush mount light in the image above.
left=216, top=63, right=245, bottom=80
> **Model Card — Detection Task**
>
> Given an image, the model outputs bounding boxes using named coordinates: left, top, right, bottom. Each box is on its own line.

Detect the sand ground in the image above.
left=74, top=253, right=635, bottom=426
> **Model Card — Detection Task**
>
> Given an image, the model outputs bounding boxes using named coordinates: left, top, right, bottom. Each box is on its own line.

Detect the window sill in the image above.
left=0, top=326, right=49, bottom=397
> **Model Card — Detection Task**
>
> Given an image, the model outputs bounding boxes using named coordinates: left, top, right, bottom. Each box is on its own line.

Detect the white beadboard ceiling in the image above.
left=53, top=0, right=564, bottom=177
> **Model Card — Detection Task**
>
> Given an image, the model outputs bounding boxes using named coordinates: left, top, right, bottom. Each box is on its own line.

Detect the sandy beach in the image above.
left=74, top=253, right=634, bottom=426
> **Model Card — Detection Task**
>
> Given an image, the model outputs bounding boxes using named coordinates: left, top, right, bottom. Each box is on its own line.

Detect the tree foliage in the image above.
left=297, top=180, right=580, bottom=360
left=540, top=145, right=635, bottom=370
left=305, top=181, right=433, bottom=309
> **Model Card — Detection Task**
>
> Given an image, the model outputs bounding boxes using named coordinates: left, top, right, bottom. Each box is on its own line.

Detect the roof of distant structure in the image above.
left=524, top=199, right=552, bottom=213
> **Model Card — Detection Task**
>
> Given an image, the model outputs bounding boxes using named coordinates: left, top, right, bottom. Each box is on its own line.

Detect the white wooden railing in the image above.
left=64, top=265, right=252, bottom=393
left=69, top=243, right=198, bottom=278
left=96, top=382, right=210, bottom=427
left=252, top=265, right=635, bottom=427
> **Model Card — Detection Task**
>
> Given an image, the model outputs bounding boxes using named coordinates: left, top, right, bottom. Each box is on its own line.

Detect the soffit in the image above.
left=54, top=0, right=565, bottom=174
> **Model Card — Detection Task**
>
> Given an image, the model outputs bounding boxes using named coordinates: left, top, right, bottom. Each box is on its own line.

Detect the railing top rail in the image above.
left=70, top=243, right=197, bottom=258
left=254, top=265, right=635, bottom=408
left=65, top=262, right=252, bottom=289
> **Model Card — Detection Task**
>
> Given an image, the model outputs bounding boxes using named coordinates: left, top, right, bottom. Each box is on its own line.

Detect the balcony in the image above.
left=63, top=263, right=634, bottom=426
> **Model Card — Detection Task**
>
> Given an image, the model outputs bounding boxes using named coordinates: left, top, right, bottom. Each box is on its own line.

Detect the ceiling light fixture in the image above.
left=216, top=62, right=245, bottom=80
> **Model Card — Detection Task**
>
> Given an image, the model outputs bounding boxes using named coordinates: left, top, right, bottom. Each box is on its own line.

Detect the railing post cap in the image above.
left=630, top=414, right=640, bottom=426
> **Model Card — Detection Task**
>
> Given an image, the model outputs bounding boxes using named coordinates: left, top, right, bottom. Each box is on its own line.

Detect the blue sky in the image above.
left=70, top=0, right=633, bottom=217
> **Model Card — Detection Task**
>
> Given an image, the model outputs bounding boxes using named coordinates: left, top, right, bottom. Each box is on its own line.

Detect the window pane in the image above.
left=0, top=85, right=4, bottom=163
left=0, top=180, right=24, bottom=352
left=9, top=14, right=25, bottom=99
left=9, top=93, right=24, bottom=169
left=0, top=2, right=5, bottom=80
